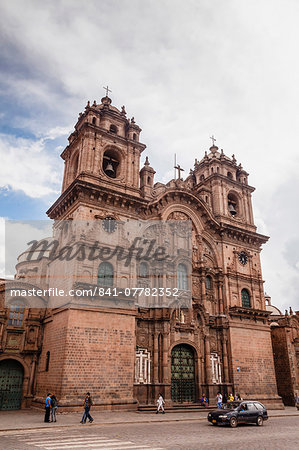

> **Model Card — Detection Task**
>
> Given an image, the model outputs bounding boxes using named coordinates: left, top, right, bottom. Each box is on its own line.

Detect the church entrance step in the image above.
left=138, top=403, right=214, bottom=413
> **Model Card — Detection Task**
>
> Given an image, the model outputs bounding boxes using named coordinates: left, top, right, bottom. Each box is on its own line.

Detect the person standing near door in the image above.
left=44, top=393, right=51, bottom=423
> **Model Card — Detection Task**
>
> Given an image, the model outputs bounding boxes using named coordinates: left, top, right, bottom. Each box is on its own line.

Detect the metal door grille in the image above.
left=171, top=344, right=195, bottom=403
left=0, top=360, right=24, bottom=410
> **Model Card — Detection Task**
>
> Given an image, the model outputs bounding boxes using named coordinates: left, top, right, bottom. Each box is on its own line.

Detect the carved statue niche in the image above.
left=167, top=211, right=190, bottom=221
left=192, top=276, right=201, bottom=297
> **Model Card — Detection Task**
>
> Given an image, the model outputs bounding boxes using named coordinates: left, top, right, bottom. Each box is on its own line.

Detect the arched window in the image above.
left=177, top=263, right=188, bottom=290
left=46, top=351, right=50, bottom=372
left=206, top=275, right=212, bottom=290
left=133, top=133, right=137, bottom=141
left=98, top=262, right=114, bottom=286
left=227, top=171, right=233, bottom=179
left=92, top=117, right=96, bottom=125
left=8, top=302, right=25, bottom=326
left=73, top=153, right=79, bottom=178
left=109, top=124, right=117, bottom=134
left=241, top=289, right=251, bottom=308
left=139, top=262, right=149, bottom=278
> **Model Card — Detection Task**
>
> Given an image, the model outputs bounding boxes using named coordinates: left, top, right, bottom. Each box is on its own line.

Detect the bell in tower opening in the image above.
left=228, top=193, right=238, bottom=216
left=103, top=149, right=120, bottom=178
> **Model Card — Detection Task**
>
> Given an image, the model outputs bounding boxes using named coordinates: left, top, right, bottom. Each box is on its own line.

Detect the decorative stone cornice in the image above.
left=229, top=305, right=270, bottom=321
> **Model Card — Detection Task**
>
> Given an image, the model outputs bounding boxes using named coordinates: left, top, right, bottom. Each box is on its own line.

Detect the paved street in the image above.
left=0, top=415, right=298, bottom=449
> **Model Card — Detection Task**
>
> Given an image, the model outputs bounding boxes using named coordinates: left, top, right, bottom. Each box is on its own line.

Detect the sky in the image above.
left=0, top=0, right=298, bottom=311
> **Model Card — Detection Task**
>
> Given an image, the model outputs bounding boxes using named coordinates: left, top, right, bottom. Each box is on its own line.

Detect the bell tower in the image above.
left=61, top=95, right=146, bottom=197
left=193, top=144, right=255, bottom=232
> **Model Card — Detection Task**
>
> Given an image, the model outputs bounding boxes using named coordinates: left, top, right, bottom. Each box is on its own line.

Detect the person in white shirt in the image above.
left=216, top=392, right=223, bottom=409
left=156, top=393, right=165, bottom=414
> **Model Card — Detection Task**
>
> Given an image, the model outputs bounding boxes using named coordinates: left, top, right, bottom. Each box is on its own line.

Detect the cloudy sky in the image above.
left=0, top=0, right=298, bottom=311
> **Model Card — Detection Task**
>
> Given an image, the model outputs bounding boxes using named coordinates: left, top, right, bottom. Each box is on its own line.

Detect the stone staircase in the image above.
left=138, top=403, right=215, bottom=413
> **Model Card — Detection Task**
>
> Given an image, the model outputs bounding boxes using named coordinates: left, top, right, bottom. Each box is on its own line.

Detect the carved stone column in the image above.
left=218, top=280, right=224, bottom=314
left=153, top=332, right=159, bottom=384
left=222, top=338, right=229, bottom=383
left=162, top=324, right=169, bottom=383
left=28, top=355, right=37, bottom=395
left=204, top=335, right=212, bottom=384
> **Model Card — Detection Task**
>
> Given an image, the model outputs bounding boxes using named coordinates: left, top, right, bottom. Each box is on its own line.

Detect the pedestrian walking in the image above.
left=216, top=392, right=222, bottom=409
left=80, top=392, right=94, bottom=423
left=50, top=394, right=58, bottom=422
left=156, top=393, right=165, bottom=414
left=44, top=393, right=51, bottom=423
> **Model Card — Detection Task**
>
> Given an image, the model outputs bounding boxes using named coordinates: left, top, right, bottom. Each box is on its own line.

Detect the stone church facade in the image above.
left=0, top=94, right=286, bottom=410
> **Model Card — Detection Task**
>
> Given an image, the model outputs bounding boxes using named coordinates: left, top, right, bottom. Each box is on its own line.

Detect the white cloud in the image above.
left=0, top=0, right=299, bottom=310
left=0, top=133, right=62, bottom=198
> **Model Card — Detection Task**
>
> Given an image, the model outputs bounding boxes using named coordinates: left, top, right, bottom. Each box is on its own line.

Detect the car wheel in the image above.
left=230, top=417, right=237, bottom=428
left=256, top=416, right=263, bottom=426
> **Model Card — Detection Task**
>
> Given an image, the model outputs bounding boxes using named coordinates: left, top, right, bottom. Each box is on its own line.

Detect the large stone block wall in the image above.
left=228, top=318, right=283, bottom=408
left=35, top=307, right=136, bottom=410
left=270, top=326, right=294, bottom=405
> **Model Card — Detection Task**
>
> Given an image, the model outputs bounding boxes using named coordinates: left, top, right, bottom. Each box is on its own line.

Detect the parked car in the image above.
left=208, top=401, right=268, bottom=428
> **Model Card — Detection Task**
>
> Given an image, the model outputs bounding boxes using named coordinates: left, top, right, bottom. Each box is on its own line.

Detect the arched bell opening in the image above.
left=227, top=192, right=239, bottom=217
left=102, top=148, right=121, bottom=179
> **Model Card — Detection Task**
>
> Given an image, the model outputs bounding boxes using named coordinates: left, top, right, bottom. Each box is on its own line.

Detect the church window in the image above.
left=241, top=289, right=251, bottom=307
left=133, top=133, right=137, bottom=141
left=109, top=124, right=117, bottom=134
left=92, top=117, right=96, bottom=125
left=8, top=302, right=25, bottom=326
left=200, top=174, right=205, bottom=181
left=206, top=275, right=212, bottom=290
left=135, top=348, right=151, bottom=384
left=98, top=262, right=114, bottom=286
left=227, top=171, right=233, bottom=179
left=139, top=262, right=149, bottom=278
left=46, top=351, right=50, bottom=372
left=147, top=176, right=151, bottom=184
left=210, top=352, right=222, bottom=384
left=177, top=263, right=188, bottom=290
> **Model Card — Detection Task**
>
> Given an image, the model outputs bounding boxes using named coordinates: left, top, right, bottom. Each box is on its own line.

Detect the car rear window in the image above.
left=247, top=404, right=256, bottom=411
left=254, top=402, right=264, bottom=410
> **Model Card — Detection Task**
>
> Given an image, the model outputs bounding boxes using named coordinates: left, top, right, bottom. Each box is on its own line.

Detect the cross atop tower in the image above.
left=174, top=164, right=184, bottom=180
left=103, top=85, right=112, bottom=97
left=210, top=135, right=216, bottom=146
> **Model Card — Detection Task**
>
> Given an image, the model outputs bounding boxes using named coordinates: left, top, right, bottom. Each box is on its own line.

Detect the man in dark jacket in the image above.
left=80, top=392, right=94, bottom=423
